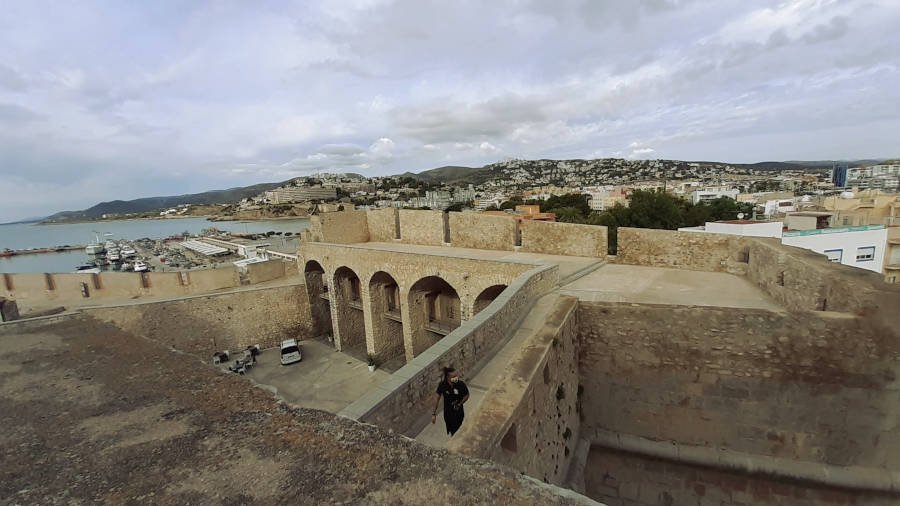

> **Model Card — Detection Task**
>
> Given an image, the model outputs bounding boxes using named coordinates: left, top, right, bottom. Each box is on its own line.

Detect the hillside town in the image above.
left=216, top=158, right=899, bottom=285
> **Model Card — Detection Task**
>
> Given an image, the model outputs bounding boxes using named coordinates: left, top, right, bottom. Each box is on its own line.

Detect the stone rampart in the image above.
left=0, top=266, right=245, bottom=312
left=449, top=212, right=516, bottom=250
left=339, top=264, right=559, bottom=436
left=450, top=294, right=581, bottom=485
left=745, top=239, right=900, bottom=316
left=615, top=227, right=750, bottom=274
left=306, top=210, right=370, bottom=244
left=520, top=221, right=607, bottom=258
left=578, top=302, right=900, bottom=471
left=398, top=209, right=445, bottom=245
left=245, top=259, right=289, bottom=284
left=366, top=208, right=399, bottom=242
left=85, top=283, right=313, bottom=356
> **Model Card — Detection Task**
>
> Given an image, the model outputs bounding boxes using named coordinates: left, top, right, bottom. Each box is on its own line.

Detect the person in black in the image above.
left=432, top=366, right=469, bottom=436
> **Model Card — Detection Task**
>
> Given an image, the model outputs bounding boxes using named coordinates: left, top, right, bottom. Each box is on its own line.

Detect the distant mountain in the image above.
left=733, top=160, right=885, bottom=171
left=43, top=181, right=290, bottom=222
left=400, top=165, right=493, bottom=184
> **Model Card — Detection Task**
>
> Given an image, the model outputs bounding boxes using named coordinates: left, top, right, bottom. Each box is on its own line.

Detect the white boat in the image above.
left=85, top=232, right=105, bottom=255
left=85, top=243, right=105, bottom=255
left=133, top=261, right=148, bottom=272
left=121, top=246, right=137, bottom=257
left=108, top=250, right=120, bottom=262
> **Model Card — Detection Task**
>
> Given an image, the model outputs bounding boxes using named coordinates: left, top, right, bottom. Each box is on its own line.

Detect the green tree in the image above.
left=547, top=207, right=585, bottom=223
left=540, top=194, right=590, bottom=217
left=702, top=197, right=755, bottom=222
left=499, top=197, right=524, bottom=210
left=626, top=189, right=685, bottom=230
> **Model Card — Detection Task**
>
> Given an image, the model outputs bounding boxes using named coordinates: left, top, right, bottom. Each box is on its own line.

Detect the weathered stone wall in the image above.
left=745, top=239, right=900, bottom=317
left=366, top=208, right=399, bottom=242
left=520, top=221, right=608, bottom=258
left=449, top=212, right=516, bottom=250
left=245, top=259, right=288, bottom=284
left=584, top=448, right=896, bottom=506
left=398, top=210, right=445, bottom=246
left=340, top=264, right=560, bottom=436
left=616, top=227, right=750, bottom=274
left=86, top=283, right=313, bottom=357
left=306, top=211, right=370, bottom=244
left=1, top=267, right=246, bottom=313
left=451, top=294, right=581, bottom=485
left=577, top=302, right=900, bottom=470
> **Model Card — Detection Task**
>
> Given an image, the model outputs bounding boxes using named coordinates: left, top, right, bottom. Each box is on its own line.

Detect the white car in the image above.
left=280, top=339, right=302, bottom=365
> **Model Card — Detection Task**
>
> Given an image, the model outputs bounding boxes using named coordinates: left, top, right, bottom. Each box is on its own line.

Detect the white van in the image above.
left=280, top=339, right=302, bottom=365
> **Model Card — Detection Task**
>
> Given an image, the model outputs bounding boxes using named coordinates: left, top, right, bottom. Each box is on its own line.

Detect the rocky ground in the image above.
left=0, top=316, right=594, bottom=505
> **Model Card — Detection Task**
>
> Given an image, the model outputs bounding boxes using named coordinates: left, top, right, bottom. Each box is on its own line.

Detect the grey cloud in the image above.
left=318, top=143, right=366, bottom=156
left=0, top=64, right=27, bottom=91
left=801, top=16, right=850, bottom=44
left=393, top=94, right=552, bottom=144
left=0, top=103, right=42, bottom=123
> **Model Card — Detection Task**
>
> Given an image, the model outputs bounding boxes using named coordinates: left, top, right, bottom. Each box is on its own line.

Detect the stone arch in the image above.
left=368, top=271, right=405, bottom=367
left=473, top=284, right=508, bottom=315
left=332, top=266, right=365, bottom=352
left=304, top=260, right=332, bottom=338
left=407, top=275, right=461, bottom=357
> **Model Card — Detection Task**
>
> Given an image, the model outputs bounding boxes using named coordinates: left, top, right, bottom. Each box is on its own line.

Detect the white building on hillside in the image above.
left=679, top=213, right=888, bottom=274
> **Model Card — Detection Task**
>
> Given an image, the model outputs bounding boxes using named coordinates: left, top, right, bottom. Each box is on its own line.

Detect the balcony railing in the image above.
left=384, top=309, right=402, bottom=322
left=347, top=299, right=363, bottom=310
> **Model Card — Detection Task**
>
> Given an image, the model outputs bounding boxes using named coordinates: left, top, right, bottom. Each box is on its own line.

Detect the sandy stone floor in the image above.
left=0, top=316, right=593, bottom=505
left=560, top=264, right=781, bottom=310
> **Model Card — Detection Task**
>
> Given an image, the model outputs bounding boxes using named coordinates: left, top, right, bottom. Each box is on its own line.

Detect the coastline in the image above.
left=37, top=215, right=310, bottom=225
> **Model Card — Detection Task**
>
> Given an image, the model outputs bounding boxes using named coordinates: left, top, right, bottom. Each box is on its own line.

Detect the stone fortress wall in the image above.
left=85, top=283, right=313, bottom=356
left=577, top=227, right=900, bottom=505
left=450, top=294, right=583, bottom=486
left=304, top=208, right=608, bottom=258
left=7, top=208, right=899, bottom=505
left=1, top=260, right=298, bottom=314
left=304, top=213, right=900, bottom=504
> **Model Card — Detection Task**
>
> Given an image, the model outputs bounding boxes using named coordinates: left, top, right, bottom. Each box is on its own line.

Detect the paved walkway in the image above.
left=241, top=338, right=392, bottom=413
left=559, top=264, right=781, bottom=310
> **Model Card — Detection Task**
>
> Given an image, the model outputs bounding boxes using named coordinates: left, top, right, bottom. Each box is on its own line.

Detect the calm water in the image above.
left=0, top=217, right=309, bottom=273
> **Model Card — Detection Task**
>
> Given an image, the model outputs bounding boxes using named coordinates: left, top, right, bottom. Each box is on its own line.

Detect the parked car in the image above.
left=280, top=339, right=302, bottom=365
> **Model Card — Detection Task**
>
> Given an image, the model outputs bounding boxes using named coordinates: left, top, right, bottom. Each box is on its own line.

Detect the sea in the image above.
left=0, top=217, right=310, bottom=273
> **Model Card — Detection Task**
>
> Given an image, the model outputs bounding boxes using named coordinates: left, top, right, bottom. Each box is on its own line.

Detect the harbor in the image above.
left=1, top=245, right=85, bottom=257
left=0, top=217, right=309, bottom=273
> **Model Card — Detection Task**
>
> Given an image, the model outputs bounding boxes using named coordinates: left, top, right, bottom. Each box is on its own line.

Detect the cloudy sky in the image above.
left=1, top=0, right=898, bottom=221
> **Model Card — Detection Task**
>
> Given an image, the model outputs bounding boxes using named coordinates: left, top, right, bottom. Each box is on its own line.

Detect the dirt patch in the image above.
left=167, top=449, right=288, bottom=500
left=77, top=402, right=194, bottom=450
left=0, top=331, right=63, bottom=353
